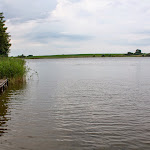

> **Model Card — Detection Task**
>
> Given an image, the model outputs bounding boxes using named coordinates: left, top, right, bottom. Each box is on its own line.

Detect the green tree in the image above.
left=0, top=12, right=11, bottom=56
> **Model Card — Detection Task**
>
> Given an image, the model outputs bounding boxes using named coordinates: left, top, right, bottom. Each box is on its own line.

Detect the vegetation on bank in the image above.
left=24, top=54, right=126, bottom=59
left=20, top=53, right=150, bottom=59
left=0, top=57, right=26, bottom=82
left=0, top=13, right=27, bottom=83
left=19, top=49, right=150, bottom=59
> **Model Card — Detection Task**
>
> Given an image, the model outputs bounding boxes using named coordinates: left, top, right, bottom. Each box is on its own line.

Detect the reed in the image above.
left=0, top=57, right=26, bottom=82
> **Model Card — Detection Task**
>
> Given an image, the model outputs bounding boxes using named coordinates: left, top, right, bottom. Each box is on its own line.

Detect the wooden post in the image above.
left=0, top=79, right=8, bottom=94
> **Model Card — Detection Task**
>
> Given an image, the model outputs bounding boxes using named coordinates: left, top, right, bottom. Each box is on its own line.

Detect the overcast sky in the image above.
left=1, top=0, right=150, bottom=56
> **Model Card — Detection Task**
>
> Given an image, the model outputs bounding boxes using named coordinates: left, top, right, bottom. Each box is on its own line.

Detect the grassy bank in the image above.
left=24, top=53, right=148, bottom=59
left=0, top=57, right=26, bottom=82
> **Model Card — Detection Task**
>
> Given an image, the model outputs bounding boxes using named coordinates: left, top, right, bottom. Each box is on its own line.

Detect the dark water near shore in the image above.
left=0, top=57, right=150, bottom=150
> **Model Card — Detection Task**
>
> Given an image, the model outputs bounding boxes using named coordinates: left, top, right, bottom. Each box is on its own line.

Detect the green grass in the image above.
left=25, top=53, right=146, bottom=59
left=0, top=57, right=26, bottom=81
left=25, top=53, right=125, bottom=59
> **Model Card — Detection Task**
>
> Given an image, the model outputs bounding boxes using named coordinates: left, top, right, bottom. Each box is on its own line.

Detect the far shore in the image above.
left=17, top=53, right=150, bottom=59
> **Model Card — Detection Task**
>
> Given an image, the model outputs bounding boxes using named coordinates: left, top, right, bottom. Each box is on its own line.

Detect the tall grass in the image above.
left=0, top=57, right=26, bottom=82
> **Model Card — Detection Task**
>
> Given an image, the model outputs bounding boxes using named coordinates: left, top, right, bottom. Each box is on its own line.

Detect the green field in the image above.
left=25, top=53, right=147, bottom=59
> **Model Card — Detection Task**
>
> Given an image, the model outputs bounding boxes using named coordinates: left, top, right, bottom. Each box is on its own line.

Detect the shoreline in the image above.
left=23, top=53, right=150, bottom=59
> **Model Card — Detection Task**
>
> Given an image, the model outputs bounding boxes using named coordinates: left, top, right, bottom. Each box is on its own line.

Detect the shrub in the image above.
left=0, top=57, right=26, bottom=79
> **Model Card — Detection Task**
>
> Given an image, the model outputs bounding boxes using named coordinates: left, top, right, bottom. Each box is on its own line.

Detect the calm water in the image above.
left=0, top=57, right=150, bottom=150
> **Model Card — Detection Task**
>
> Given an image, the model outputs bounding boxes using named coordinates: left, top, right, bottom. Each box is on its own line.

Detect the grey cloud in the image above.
left=25, top=32, right=92, bottom=43
left=70, top=0, right=81, bottom=3
left=110, top=38, right=150, bottom=46
left=0, top=0, right=57, bottom=22
left=131, top=38, right=150, bottom=46
left=134, top=30, right=150, bottom=35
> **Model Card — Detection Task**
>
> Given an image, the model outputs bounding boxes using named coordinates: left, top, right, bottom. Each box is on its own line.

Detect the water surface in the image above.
left=0, top=57, right=150, bottom=150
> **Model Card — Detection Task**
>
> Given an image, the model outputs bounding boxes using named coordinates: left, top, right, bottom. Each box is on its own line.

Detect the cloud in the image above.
left=25, top=31, right=92, bottom=43
left=2, top=0, right=150, bottom=56
left=0, top=0, right=57, bottom=21
left=52, top=0, right=150, bottom=34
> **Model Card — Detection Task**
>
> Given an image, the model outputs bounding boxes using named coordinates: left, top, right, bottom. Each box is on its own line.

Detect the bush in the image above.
left=145, top=53, right=150, bottom=57
left=0, top=57, right=26, bottom=79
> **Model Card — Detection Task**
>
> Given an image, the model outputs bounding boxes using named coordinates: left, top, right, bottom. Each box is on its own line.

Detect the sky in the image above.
left=1, top=0, right=150, bottom=56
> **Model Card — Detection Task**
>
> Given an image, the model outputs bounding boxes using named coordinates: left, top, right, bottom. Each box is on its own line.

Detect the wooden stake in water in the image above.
left=0, top=79, right=8, bottom=93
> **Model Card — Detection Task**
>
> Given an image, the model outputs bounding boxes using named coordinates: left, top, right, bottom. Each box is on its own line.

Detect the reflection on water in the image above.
left=0, top=82, right=26, bottom=137
left=0, top=93, right=10, bottom=136
left=0, top=57, right=150, bottom=150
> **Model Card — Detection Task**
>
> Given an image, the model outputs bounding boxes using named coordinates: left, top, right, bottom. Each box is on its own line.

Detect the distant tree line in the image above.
left=0, top=12, right=11, bottom=56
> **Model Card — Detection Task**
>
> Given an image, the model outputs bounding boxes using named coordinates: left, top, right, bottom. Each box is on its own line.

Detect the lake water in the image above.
left=0, top=57, right=150, bottom=150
